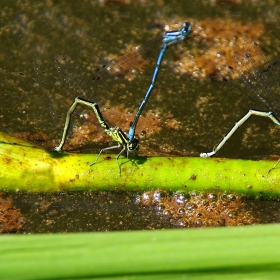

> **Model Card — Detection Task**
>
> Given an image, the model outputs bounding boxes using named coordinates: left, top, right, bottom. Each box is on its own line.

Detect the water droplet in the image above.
left=200, top=193, right=206, bottom=198
left=227, top=210, right=237, bottom=219
left=186, top=202, right=193, bottom=210
left=202, top=200, right=209, bottom=206
left=135, top=195, right=141, bottom=204
left=221, top=194, right=227, bottom=200
left=142, top=192, right=150, bottom=201
left=163, top=209, right=170, bottom=216
left=153, top=191, right=161, bottom=202
left=208, top=193, right=217, bottom=200
left=228, top=194, right=236, bottom=201
left=157, top=203, right=165, bottom=211
left=175, top=194, right=185, bottom=204
left=178, top=208, right=185, bottom=214
left=176, top=219, right=185, bottom=227
left=191, top=191, right=197, bottom=197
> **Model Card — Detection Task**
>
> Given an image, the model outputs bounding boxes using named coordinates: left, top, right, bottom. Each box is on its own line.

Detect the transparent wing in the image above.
left=231, top=42, right=280, bottom=116
left=0, top=32, right=162, bottom=150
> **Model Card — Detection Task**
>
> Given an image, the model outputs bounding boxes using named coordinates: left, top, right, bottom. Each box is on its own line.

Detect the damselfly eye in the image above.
left=129, top=139, right=139, bottom=152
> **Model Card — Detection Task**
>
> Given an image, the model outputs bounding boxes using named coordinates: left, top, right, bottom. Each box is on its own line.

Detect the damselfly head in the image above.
left=183, top=22, right=192, bottom=37
left=128, top=138, right=139, bottom=152
left=163, top=22, right=192, bottom=46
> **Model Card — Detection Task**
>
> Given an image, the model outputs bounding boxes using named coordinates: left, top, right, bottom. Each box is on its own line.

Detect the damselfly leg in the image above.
left=200, top=43, right=280, bottom=172
left=54, top=97, right=139, bottom=172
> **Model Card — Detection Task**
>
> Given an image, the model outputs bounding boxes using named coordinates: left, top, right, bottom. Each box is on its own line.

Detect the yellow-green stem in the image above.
left=1, top=132, right=280, bottom=198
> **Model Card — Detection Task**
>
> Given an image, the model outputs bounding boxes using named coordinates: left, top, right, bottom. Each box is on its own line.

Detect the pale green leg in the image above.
left=54, top=98, right=102, bottom=152
left=200, top=110, right=280, bottom=171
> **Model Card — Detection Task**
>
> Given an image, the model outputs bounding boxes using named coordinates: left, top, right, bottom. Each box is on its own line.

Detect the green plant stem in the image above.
left=1, top=132, right=280, bottom=198
left=0, top=224, right=280, bottom=279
